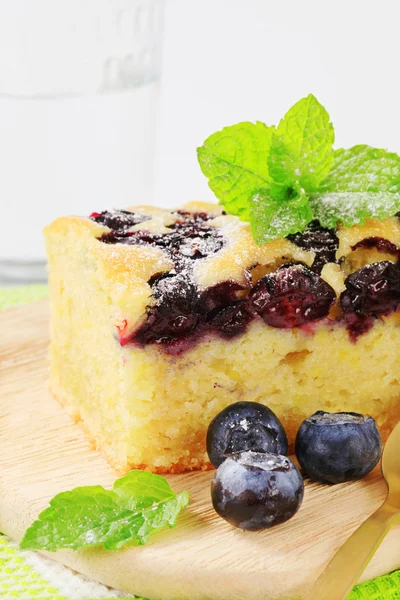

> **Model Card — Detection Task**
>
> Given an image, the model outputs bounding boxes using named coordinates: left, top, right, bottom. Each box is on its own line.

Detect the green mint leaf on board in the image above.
left=249, top=185, right=313, bottom=244
left=311, top=145, right=400, bottom=227
left=268, top=94, right=334, bottom=191
left=197, top=121, right=274, bottom=220
left=20, top=471, right=189, bottom=552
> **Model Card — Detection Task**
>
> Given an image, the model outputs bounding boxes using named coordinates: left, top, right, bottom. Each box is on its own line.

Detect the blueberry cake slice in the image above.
left=44, top=202, right=400, bottom=473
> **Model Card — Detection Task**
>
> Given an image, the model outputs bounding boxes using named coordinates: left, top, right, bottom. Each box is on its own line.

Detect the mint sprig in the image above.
left=197, top=96, right=400, bottom=242
left=20, top=471, right=189, bottom=552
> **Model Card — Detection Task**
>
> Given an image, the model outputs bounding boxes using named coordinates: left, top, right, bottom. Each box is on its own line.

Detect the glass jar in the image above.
left=0, top=0, right=165, bottom=284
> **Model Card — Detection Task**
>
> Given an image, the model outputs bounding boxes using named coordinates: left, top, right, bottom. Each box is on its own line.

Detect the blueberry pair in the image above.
left=207, top=402, right=303, bottom=531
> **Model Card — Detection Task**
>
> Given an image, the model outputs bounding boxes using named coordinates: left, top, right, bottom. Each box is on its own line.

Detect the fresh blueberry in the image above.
left=206, top=401, right=288, bottom=468
left=211, top=451, right=304, bottom=530
left=249, top=264, right=336, bottom=328
left=295, top=411, right=382, bottom=484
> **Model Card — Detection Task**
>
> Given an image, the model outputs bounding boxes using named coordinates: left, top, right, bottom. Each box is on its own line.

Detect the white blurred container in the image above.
left=0, top=0, right=165, bottom=283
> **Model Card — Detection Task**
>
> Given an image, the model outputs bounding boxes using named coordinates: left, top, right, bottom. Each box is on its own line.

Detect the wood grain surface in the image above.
left=1, top=300, right=399, bottom=599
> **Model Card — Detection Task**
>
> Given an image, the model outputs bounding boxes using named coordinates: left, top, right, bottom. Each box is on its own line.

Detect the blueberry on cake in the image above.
left=45, top=203, right=400, bottom=473
left=44, top=94, right=400, bottom=473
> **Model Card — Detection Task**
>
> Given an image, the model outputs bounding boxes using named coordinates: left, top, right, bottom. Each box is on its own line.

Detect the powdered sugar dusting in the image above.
left=234, top=450, right=290, bottom=472
left=311, top=192, right=400, bottom=228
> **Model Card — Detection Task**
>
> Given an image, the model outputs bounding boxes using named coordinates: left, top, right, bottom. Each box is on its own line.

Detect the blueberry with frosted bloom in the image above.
left=211, top=451, right=304, bottom=530
left=295, top=411, right=382, bottom=484
left=206, top=401, right=288, bottom=468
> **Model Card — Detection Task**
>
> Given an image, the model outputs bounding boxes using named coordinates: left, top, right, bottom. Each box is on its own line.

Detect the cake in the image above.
left=44, top=202, right=400, bottom=474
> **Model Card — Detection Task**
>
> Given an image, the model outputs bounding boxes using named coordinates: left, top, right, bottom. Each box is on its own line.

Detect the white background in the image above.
left=155, top=0, right=400, bottom=206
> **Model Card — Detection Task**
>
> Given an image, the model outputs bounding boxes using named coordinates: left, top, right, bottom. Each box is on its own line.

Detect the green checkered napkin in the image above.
left=0, top=286, right=398, bottom=600
left=0, top=534, right=133, bottom=600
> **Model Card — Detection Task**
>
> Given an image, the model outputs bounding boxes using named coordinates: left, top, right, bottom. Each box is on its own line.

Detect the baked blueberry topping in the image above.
left=98, top=214, right=224, bottom=268
left=201, top=282, right=252, bottom=338
left=133, top=273, right=200, bottom=345
left=207, top=401, right=288, bottom=468
left=169, top=210, right=213, bottom=226
left=249, top=264, right=336, bottom=328
left=211, top=451, right=304, bottom=530
left=176, top=228, right=223, bottom=260
left=350, top=236, right=400, bottom=258
left=100, top=231, right=135, bottom=244
left=207, top=302, right=251, bottom=339
left=201, top=281, right=245, bottom=314
left=287, top=220, right=339, bottom=273
left=98, top=208, right=400, bottom=349
left=295, top=411, right=382, bottom=484
left=132, top=264, right=339, bottom=351
left=90, top=210, right=150, bottom=230
left=133, top=279, right=249, bottom=350
left=341, top=261, right=400, bottom=339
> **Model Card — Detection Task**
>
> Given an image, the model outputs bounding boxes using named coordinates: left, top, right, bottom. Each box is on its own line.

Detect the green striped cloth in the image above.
left=0, top=285, right=398, bottom=599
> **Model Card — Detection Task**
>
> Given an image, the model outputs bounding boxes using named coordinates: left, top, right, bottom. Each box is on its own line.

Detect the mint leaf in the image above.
left=268, top=94, right=334, bottom=191
left=197, top=121, right=274, bottom=220
left=249, top=185, right=313, bottom=244
left=311, top=145, right=400, bottom=227
left=319, top=145, right=400, bottom=193
left=20, top=471, right=189, bottom=552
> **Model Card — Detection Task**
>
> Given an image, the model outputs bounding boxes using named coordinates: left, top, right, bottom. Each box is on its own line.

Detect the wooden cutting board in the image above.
left=1, top=300, right=400, bottom=600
